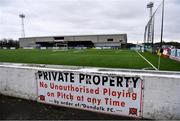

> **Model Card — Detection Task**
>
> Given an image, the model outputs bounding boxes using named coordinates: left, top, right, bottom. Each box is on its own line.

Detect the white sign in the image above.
left=36, top=70, right=143, bottom=117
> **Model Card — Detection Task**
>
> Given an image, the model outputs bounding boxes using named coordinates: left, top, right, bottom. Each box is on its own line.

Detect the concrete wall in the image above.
left=94, top=42, right=121, bottom=47
left=19, top=37, right=54, bottom=47
left=0, top=65, right=37, bottom=100
left=143, top=76, right=180, bottom=119
left=64, top=36, right=74, bottom=42
left=36, top=37, right=54, bottom=42
left=74, top=35, right=98, bottom=42
left=0, top=63, right=180, bottom=119
left=98, top=35, right=126, bottom=43
left=19, top=38, right=36, bottom=47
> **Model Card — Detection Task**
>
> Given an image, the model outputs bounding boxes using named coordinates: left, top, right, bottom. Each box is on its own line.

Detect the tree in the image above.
left=0, top=38, right=19, bottom=48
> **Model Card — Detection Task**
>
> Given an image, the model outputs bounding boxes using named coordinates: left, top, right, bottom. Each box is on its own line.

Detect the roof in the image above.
left=19, top=33, right=127, bottom=39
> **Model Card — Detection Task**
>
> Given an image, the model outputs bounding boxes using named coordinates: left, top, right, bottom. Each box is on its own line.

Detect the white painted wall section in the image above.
left=0, top=63, right=180, bottom=119
left=143, top=76, right=180, bottom=119
left=0, top=66, right=37, bottom=100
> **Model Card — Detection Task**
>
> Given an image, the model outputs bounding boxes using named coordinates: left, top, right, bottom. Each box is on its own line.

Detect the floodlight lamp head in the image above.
left=19, top=14, right=25, bottom=18
left=147, top=2, right=154, bottom=8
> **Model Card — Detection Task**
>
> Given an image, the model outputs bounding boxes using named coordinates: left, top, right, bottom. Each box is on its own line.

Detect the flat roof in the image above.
left=19, top=33, right=127, bottom=39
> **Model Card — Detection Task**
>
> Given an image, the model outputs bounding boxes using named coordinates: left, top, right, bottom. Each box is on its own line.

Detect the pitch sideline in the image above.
left=136, top=51, right=158, bottom=71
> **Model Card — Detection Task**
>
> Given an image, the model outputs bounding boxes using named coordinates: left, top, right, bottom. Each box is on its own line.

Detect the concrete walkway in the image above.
left=0, top=94, right=135, bottom=120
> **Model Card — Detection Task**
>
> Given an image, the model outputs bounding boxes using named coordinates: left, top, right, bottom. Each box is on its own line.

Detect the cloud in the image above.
left=0, top=0, right=179, bottom=43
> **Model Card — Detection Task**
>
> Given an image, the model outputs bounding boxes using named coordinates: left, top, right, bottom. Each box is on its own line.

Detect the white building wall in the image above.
left=94, top=42, right=121, bottom=47
left=19, top=38, right=36, bottom=47
left=74, top=35, right=98, bottom=42
left=19, top=34, right=127, bottom=48
left=143, top=76, right=180, bottom=119
left=19, top=37, right=54, bottom=47
left=98, top=35, right=126, bottom=43
left=35, top=37, right=54, bottom=42
left=0, top=66, right=37, bottom=100
left=64, top=36, right=74, bottom=41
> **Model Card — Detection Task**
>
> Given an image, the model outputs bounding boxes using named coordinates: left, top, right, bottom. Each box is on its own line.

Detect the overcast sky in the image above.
left=0, top=0, right=180, bottom=43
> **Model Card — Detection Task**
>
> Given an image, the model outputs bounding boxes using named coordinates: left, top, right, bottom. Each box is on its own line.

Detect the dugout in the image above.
left=36, top=42, right=68, bottom=48
left=67, top=41, right=94, bottom=48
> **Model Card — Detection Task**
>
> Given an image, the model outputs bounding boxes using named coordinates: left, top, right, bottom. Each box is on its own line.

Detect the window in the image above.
left=107, top=38, right=113, bottom=41
left=54, top=37, right=64, bottom=40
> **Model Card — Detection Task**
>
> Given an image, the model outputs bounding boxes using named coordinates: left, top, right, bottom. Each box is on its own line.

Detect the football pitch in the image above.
left=0, top=49, right=179, bottom=71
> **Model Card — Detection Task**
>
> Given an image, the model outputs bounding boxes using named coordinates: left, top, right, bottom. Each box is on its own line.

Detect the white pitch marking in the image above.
left=136, top=51, right=158, bottom=71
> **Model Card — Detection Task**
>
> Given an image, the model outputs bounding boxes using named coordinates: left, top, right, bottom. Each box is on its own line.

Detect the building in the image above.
left=19, top=33, right=127, bottom=48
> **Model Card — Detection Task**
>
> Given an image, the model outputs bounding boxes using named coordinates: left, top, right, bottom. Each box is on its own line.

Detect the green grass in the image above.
left=0, top=49, right=179, bottom=71
left=141, top=52, right=180, bottom=71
